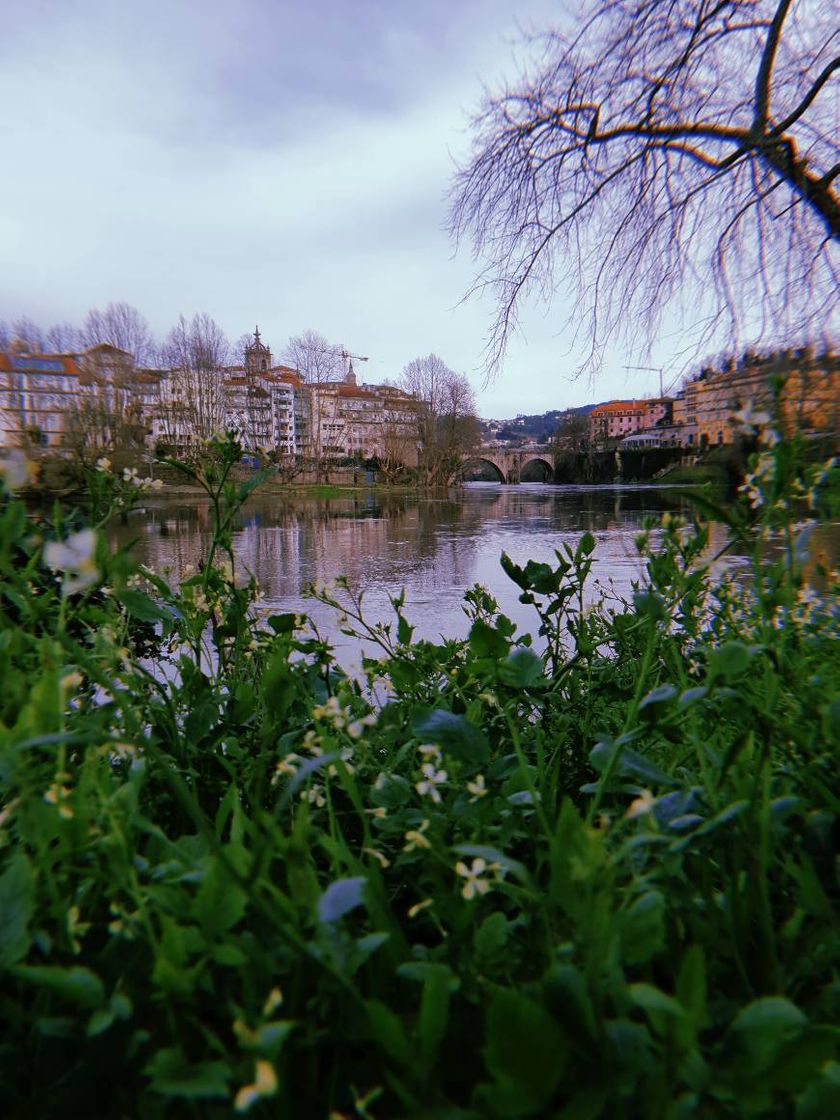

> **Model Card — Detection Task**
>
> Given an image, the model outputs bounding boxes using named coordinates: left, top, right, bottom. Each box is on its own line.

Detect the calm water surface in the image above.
left=114, top=483, right=746, bottom=663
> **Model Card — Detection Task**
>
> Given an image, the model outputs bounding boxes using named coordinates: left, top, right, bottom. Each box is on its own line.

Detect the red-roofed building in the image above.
left=0, top=346, right=84, bottom=448
left=589, top=398, right=672, bottom=447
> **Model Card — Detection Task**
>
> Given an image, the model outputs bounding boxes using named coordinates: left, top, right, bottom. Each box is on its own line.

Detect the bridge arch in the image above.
left=520, top=456, right=554, bottom=483
left=462, top=457, right=506, bottom=483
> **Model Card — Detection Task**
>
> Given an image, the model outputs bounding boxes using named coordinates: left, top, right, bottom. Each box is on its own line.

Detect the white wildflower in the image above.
left=43, top=529, right=99, bottom=595
left=0, top=450, right=38, bottom=492
left=455, top=857, right=501, bottom=900
left=416, top=762, right=447, bottom=803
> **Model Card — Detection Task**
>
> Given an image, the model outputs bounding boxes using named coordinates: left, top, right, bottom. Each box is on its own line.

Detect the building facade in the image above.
left=0, top=329, right=420, bottom=472
left=680, top=348, right=838, bottom=449
left=589, top=398, right=671, bottom=447
left=602, top=347, right=837, bottom=453
left=0, top=341, right=164, bottom=451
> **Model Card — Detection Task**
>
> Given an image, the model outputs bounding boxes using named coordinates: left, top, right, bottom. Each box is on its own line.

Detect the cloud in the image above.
left=1, top=0, right=670, bottom=416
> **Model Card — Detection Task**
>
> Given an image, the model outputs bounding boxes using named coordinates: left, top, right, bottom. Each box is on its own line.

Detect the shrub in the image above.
left=0, top=433, right=837, bottom=1118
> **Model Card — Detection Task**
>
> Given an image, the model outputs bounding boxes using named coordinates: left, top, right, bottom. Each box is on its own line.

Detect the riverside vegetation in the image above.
left=0, top=428, right=837, bottom=1119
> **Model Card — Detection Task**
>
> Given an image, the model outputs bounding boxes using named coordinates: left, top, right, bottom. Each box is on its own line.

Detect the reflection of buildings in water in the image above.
left=108, top=488, right=836, bottom=656
left=112, top=501, right=215, bottom=580
left=235, top=520, right=302, bottom=596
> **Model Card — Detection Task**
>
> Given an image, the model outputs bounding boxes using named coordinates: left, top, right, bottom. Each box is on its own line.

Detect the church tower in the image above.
left=245, top=326, right=272, bottom=377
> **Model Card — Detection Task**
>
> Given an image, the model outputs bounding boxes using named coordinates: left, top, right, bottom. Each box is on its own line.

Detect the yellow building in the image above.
left=682, top=347, right=838, bottom=448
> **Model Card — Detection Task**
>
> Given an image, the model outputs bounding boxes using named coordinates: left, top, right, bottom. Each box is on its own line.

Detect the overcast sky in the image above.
left=1, top=0, right=680, bottom=417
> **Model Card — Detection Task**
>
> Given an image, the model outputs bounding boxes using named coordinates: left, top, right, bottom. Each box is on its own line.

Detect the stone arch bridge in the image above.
left=462, top=445, right=555, bottom=484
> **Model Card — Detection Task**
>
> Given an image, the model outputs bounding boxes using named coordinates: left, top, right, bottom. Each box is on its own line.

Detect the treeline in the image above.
left=1, top=303, right=258, bottom=371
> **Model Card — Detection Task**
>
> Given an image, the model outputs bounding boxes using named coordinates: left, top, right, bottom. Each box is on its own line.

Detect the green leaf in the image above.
left=366, top=999, right=412, bottom=1067
left=629, top=983, right=685, bottom=1018
left=262, top=653, right=297, bottom=718
left=474, top=912, right=510, bottom=965
left=731, top=997, right=809, bottom=1067
left=579, top=531, right=596, bottom=556
left=469, top=619, right=510, bottom=660
left=86, top=1007, right=115, bottom=1037
left=483, top=990, right=567, bottom=1116
left=397, top=614, right=414, bottom=645
left=0, top=853, right=34, bottom=969
left=184, top=694, right=219, bottom=743
left=397, top=961, right=460, bottom=990
left=498, top=648, right=545, bottom=688
left=194, top=857, right=247, bottom=938
left=639, top=684, right=678, bottom=711
left=678, top=687, right=709, bottom=709
left=620, top=890, right=666, bottom=966
left=673, top=800, right=750, bottom=849
left=544, top=964, right=598, bottom=1042
left=796, top=1060, right=840, bottom=1119
left=412, top=709, right=490, bottom=765
left=589, top=738, right=675, bottom=787
left=676, top=945, right=707, bottom=1028
left=267, top=613, right=297, bottom=634
left=145, top=1048, right=230, bottom=1099
left=207, top=941, right=245, bottom=967
left=708, top=641, right=754, bottom=681
left=318, top=876, right=367, bottom=923
left=418, top=963, right=454, bottom=1074
left=253, top=1020, right=296, bottom=1059
left=14, top=964, right=105, bottom=1008
left=605, top=1019, right=654, bottom=1087
left=117, top=588, right=174, bottom=622
left=370, top=773, right=412, bottom=809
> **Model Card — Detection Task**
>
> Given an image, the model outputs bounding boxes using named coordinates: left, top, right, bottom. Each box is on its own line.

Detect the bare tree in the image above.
left=401, top=354, right=481, bottom=485
left=63, top=394, right=149, bottom=471
left=282, top=329, right=347, bottom=384
left=45, top=322, right=84, bottom=353
left=282, top=329, right=352, bottom=480
left=160, top=314, right=231, bottom=451
left=233, top=332, right=254, bottom=367
left=83, top=302, right=157, bottom=365
left=449, top=0, right=838, bottom=375
left=9, top=317, right=45, bottom=352
left=550, top=410, right=598, bottom=479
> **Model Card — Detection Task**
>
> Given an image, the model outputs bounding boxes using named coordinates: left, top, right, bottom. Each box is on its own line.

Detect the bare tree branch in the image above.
left=449, top=0, right=839, bottom=375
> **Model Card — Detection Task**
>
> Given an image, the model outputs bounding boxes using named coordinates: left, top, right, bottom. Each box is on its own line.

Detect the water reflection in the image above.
left=115, top=482, right=749, bottom=660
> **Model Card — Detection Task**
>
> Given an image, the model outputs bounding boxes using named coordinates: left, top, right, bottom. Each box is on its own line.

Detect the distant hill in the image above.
left=482, top=403, right=605, bottom=443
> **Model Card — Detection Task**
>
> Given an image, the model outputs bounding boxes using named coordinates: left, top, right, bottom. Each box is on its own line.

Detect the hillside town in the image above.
left=0, top=326, right=837, bottom=479
left=0, top=328, right=422, bottom=473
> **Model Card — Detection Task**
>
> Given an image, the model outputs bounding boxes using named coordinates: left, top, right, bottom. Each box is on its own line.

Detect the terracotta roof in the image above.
left=336, top=384, right=372, bottom=399
left=84, top=343, right=133, bottom=357
left=128, top=371, right=163, bottom=385
left=0, top=352, right=82, bottom=375
left=590, top=400, right=644, bottom=415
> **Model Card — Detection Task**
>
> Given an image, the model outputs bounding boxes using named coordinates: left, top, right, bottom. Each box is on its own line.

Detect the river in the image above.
left=113, top=483, right=747, bottom=664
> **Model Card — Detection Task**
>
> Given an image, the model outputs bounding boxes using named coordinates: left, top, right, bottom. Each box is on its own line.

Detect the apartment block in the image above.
left=589, top=398, right=672, bottom=446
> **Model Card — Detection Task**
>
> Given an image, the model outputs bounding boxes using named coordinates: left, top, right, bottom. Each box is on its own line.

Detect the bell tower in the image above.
left=245, top=326, right=272, bottom=377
